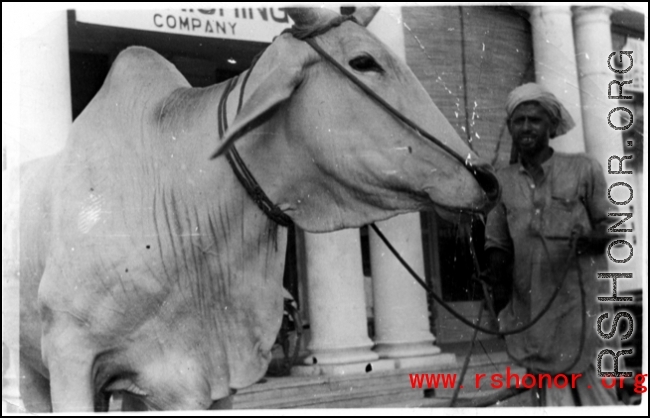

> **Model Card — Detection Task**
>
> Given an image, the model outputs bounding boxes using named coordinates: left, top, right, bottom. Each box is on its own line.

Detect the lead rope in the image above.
left=216, top=24, right=584, bottom=396
left=370, top=223, right=578, bottom=337
left=450, top=220, right=490, bottom=407
left=372, top=222, right=587, bottom=406
left=449, top=299, right=483, bottom=407
left=217, top=17, right=360, bottom=229
left=217, top=56, right=293, bottom=228
left=218, top=22, right=586, bottom=405
left=303, top=37, right=498, bottom=206
left=221, top=24, right=581, bottom=332
left=303, top=38, right=465, bottom=167
left=300, top=27, right=572, bottom=338
left=219, top=26, right=497, bottom=225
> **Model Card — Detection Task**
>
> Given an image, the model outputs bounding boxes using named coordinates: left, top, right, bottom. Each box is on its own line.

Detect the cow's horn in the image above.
left=286, top=7, right=340, bottom=30
left=353, top=7, right=380, bottom=27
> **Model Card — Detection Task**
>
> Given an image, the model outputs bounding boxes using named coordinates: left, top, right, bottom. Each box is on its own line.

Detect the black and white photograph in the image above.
left=2, top=2, right=647, bottom=413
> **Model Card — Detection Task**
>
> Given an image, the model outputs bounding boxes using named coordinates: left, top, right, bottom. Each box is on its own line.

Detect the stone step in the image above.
left=373, top=397, right=451, bottom=408
left=235, top=383, right=425, bottom=409
left=233, top=371, right=417, bottom=409
left=231, top=356, right=525, bottom=409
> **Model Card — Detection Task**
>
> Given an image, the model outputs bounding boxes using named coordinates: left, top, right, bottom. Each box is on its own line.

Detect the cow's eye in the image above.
left=349, top=55, right=384, bottom=73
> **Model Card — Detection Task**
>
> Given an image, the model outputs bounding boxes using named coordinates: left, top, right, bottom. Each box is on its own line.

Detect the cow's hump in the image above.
left=102, top=46, right=190, bottom=99
left=67, top=46, right=192, bottom=154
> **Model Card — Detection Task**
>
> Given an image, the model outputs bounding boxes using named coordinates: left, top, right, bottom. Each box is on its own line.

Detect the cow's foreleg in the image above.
left=45, top=350, right=95, bottom=412
left=121, top=393, right=149, bottom=411
left=45, top=349, right=95, bottom=412
left=19, top=358, right=52, bottom=412
left=41, top=318, right=97, bottom=412
left=94, top=391, right=111, bottom=412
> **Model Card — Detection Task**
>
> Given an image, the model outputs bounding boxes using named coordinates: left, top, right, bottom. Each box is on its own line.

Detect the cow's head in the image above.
left=213, top=7, right=500, bottom=232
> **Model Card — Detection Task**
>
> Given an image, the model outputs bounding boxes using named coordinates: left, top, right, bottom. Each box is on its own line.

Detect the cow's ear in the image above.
left=210, top=35, right=312, bottom=159
left=353, top=7, right=380, bottom=27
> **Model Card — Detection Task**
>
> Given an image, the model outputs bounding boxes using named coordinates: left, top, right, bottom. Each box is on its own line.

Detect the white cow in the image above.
left=4, top=7, right=499, bottom=411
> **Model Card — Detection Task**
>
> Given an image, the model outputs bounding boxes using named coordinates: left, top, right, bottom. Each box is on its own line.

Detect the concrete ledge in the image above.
left=290, top=358, right=396, bottom=377
left=393, top=352, right=457, bottom=370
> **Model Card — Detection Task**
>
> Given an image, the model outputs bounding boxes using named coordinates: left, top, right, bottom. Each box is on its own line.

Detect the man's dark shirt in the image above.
left=485, top=150, right=611, bottom=374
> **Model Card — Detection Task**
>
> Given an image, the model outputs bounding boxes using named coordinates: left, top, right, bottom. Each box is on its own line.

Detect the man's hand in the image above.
left=483, top=248, right=513, bottom=314
left=484, top=248, right=512, bottom=285
left=575, top=225, right=621, bottom=256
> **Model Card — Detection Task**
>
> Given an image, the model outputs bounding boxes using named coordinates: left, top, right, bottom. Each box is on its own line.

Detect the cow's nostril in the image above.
left=471, top=163, right=501, bottom=203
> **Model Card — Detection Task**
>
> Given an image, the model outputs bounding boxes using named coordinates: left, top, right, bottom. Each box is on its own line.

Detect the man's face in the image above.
left=507, top=101, right=558, bottom=158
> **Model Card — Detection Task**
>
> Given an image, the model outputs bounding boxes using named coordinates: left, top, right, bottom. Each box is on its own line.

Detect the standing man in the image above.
left=485, top=83, right=619, bottom=406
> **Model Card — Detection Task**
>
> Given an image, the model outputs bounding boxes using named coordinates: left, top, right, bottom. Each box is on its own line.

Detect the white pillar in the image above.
left=369, top=215, right=456, bottom=369
left=365, top=8, right=455, bottom=370
left=574, top=7, right=623, bottom=164
left=2, top=10, right=70, bottom=411
left=3, top=105, right=22, bottom=412
left=2, top=169, right=21, bottom=412
left=3, top=170, right=21, bottom=411
left=573, top=6, right=642, bottom=288
left=528, top=6, right=586, bottom=154
left=291, top=230, right=394, bottom=376
left=1, top=267, right=21, bottom=412
left=19, top=10, right=72, bottom=163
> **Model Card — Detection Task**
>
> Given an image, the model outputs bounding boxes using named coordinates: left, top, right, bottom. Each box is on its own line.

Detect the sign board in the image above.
left=75, top=7, right=294, bottom=43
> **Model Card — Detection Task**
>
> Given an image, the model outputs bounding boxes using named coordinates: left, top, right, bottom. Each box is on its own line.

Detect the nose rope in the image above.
left=212, top=25, right=583, bottom=397
left=301, top=33, right=575, bottom=340
left=216, top=31, right=499, bottom=228
left=303, top=38, right=497, bottom=196
left=304, top=38, right=467, bottom=165
left=218, top=28, right=551, bottom=337
left=299, top=25, right=584, bottom=392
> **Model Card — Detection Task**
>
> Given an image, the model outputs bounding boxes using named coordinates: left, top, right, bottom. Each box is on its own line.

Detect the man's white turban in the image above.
left=505, top=83, right=576, bottom=138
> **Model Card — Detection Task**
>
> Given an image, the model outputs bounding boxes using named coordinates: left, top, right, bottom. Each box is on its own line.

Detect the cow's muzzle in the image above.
left=466, top=161, right=500, bottom=214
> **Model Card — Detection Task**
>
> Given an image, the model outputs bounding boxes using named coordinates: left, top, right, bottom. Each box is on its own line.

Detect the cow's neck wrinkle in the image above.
left=205, top=75, right=290, bottom=388
left=152, top=70, right=415, bottom=235
left=138, top=154, right=289, bottom=393
left=210, top=67, right=362, bottom=233
left=225, top=106, right=420, bottom=233
left=89, top=75, right=290, bottom=390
